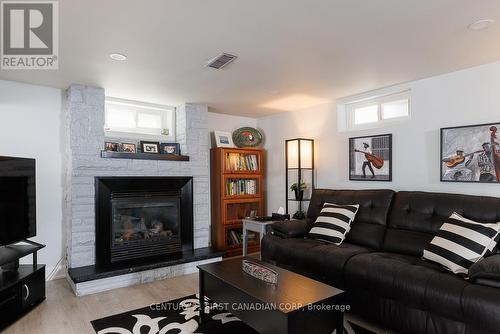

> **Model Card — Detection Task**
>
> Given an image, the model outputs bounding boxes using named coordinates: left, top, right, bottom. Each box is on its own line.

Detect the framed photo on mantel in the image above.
left=160, top=143, right=180, bottom=155
left=140, top=141, right=160, bottom=154
left=349, top=134, right=392, bottom=181
left=441, top=122, right=500, bottom=183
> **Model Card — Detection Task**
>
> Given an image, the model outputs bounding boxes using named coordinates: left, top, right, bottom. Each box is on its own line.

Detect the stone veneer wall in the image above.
left=64, top=85, right=210, bottom=268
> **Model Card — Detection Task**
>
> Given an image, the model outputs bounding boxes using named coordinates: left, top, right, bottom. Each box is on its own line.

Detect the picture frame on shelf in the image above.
left=140, top=141, right=160, bottom=154
left=120, top=143, right=136, bottom=153
left=105, top=142, right=119, bottom=152
left=441, top=122, right=500, bottom=183
left=160, top=143, right=180, bottom=155
left=349, top=134, right=392, bottom=181
left=214, top=131, right=235, bottom=148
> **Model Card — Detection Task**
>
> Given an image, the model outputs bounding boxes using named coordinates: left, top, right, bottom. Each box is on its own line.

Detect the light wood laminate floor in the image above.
left=4, top=271, right=388, bottom=334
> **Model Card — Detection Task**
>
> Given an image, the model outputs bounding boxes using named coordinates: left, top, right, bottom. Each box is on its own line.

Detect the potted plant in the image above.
left=290, top=182, right=307, bottom=201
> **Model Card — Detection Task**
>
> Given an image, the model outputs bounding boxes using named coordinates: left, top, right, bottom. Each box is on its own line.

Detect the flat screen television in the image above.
left=0, top=156, right=36, bottom=246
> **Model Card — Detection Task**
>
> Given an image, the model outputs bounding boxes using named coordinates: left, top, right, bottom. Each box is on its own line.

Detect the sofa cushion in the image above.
left=462, top=284, right=500, bottom=333
left=269, top=219, right=311, bottom=238
left=308, top=203, right=359, bottom=244
left=385, top=191, right=500, bottom=256
left=469, top=254, right=500, bottom=283
left=307, top=189, right=395, bottom=249
left=423, top=212, right=500, bottom=275
left=347, top=290, right=468, bottom=334
left=344, top=252, right=470, bottom=322
left=260, top=234, right=372, bottom=288
left=347, top=253, right=500, bottom=331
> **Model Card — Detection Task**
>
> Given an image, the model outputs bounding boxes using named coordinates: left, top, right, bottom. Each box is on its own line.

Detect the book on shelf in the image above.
left=228, top=230, right=241, bottom=245
left=226, top=179, right=258, bottom=196
left=227, top=230, right=258, bottom=246
left=226, top=153, right=259, bottom=172
left=229, top=230, right=239, bottom=245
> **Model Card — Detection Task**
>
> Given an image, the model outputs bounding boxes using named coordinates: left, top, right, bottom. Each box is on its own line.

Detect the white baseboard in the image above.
left=46, top=262, right=67, bottom=281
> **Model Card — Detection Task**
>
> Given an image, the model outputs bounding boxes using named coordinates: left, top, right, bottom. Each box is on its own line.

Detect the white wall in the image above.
left=0, top=80, right=64, bottom=278
left=258, top=61, right=500, bottom=214
left=207, top=112, right=257, bottom=148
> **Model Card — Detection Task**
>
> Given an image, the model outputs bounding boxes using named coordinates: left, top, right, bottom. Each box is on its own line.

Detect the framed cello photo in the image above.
left=349, top=134, right=392, bottom=181
left=441, top=122, right=500, bottom=183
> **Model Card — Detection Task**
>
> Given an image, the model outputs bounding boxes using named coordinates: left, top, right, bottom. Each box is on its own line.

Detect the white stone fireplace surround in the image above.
left=64, top=85, right=219, bottom=295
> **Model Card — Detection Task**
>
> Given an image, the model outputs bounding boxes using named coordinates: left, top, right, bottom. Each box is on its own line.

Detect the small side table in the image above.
left=242, top=219, right=276, bottom=257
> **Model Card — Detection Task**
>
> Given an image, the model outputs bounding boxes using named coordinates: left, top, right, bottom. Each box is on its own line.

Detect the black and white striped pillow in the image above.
left=423, top=212, right=500, bottom=275
left=308, top=203, right=360, bottom=245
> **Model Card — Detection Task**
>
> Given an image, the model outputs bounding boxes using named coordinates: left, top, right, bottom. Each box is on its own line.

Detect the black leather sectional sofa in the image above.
left=261, top=189, right=500, bottom=334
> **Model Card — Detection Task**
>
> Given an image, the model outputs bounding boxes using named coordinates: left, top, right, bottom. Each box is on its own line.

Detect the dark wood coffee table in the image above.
left=198, top=257, right=345, bottom=334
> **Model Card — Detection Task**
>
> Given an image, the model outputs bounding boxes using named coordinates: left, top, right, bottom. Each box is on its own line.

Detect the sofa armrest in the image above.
left=267, top=219, right=311, bottom=239
left=469, top=255, right=500, bottom=287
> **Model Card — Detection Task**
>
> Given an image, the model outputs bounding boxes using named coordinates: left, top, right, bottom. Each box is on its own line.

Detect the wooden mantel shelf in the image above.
left=101, top=151, right=190, bottom=161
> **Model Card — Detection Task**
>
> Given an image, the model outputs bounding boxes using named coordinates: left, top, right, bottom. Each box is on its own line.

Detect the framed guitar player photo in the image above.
left=441, top=122, right=500, bottom=183
left=349, top=134, right=392, bottom=181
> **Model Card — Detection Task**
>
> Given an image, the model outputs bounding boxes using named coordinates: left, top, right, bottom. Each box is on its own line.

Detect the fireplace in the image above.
left=95, top=177, right=193, bottom=266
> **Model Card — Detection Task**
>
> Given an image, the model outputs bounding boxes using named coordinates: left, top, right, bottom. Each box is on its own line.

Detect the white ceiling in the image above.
left=1, top=0, right=500, bottom=117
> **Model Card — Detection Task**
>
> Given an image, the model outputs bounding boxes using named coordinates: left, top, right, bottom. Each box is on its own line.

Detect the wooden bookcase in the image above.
left=210, top=147, right=265, bottom=257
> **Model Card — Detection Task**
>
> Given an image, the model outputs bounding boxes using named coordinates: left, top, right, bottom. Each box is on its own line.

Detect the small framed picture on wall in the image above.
left=441, top=122, right=500, bottom=183
left=349, top=134, right=392, bottom=181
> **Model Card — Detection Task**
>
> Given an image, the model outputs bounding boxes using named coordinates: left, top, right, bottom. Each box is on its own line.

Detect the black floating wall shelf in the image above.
left=101, top=151, right=190, bottom=161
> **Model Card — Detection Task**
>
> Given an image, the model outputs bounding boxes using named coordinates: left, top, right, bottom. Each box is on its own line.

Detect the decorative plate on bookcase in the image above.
left=232, top=127, right=263, bottom=148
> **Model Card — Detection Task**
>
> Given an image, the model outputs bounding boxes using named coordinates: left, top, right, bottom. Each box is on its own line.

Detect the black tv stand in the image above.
left=0, top=240, right=46, bottom=330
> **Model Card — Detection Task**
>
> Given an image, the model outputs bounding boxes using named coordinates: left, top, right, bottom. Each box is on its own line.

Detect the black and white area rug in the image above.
left=91, top=294, right=374, bottom=334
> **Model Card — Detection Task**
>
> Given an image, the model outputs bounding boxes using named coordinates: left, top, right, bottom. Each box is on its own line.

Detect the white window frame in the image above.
left=338, top=89, right=411, bottom=132
left=104, top=97, right=176, bottom=141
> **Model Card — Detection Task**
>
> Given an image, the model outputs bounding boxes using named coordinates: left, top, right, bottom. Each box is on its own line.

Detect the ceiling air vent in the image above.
left=206, top=53, right=237, bottom=69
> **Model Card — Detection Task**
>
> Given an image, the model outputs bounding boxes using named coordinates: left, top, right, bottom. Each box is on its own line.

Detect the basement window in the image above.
left=353, top=104, right=379, bottom=125
left=104, top=98, right=175, bottom=140
left=341, top=90, right=411, bottom=131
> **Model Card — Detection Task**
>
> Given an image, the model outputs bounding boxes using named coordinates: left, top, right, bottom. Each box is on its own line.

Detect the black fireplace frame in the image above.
left=95, top=176, right=193, bottom=267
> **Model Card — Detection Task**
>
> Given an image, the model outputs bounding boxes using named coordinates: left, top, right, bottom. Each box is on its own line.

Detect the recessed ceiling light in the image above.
left=109, top=53, right=127, bottom=61
left=468, top=19, right=495, bottom=31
